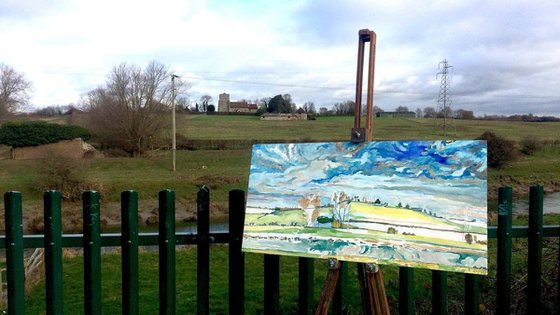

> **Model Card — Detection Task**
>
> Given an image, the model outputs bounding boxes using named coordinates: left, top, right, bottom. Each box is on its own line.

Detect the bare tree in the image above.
left=423, top=106, right=436, bottom=118
left=282, top=93, right=296, bottom=112
left=395, top=106, right=409, bottom=113
left=199, top=95, right=212, bottom=112
left=84, top=61, right=187, bottom=156
left=176, top=96, right=191, bottom=112
left=415, top=107, right=423, bottom=118
left=0, top=64, right=32, bottom=119
left=333, top=100, right=356, bottom=115
left=302, top=101, right=316, bottom=114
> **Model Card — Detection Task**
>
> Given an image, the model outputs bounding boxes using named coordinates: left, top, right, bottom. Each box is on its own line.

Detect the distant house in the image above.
left=376, top=111, right=416, bottom=118
left=230, top=101, right=258, bottom=113
left=218, top=93, right=258, bottom=113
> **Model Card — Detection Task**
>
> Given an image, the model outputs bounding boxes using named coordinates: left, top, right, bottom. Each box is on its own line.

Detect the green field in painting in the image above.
left=243, top=218, right=486, bottom=274
left=244, top=201, right=487, bottom=275
left=245, top=209, right=485, bottom=249
left=244, top=222, right=485, bottom=251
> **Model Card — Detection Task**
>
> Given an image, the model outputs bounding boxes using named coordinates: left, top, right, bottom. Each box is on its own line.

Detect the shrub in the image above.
left=476, top=131, right=517, bottom=168
left=0, top=121, right=90, bottom=147
left=102, top=148, right=131, bottom=157
left=519, top=136, right=542, bottom=155
left=35, top=155, right=103, bottom=201
left=465, top=233, right=473, bottom=244
left=387, top=227, right=398, bottom=234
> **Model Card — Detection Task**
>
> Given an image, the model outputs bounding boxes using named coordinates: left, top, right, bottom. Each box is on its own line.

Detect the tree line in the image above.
left=2, top=61, right=557, bottom=158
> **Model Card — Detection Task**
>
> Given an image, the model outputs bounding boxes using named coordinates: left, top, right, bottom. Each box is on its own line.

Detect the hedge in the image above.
left=0, top=121, right=91, bottom=148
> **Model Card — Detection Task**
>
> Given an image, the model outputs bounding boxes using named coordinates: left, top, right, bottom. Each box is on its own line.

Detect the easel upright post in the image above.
left=315, top=28, right=389, bottom=315
left=353, top=28, right=389, bottom=315
left=352, top=29, right=376, bottom=143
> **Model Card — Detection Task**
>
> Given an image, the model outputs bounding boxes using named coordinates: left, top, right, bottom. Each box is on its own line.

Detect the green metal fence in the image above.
left=1, top=185, right=559, bottom=314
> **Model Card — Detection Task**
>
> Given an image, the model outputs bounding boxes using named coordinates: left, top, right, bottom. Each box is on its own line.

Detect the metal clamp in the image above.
left=328, top=258, right=341, bottom=269
left=365, top=262, right=379, bottom=273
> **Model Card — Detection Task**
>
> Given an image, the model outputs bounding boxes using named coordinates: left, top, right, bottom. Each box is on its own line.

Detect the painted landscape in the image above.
left=242, top=140, right=488, bottom=275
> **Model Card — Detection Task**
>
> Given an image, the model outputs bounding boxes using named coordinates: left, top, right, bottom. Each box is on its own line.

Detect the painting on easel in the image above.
left=242, top=140, right=488, bottom=275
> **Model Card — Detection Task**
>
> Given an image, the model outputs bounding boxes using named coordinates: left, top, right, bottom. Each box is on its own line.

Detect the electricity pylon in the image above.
left=434, top=59, right=456, bottom=137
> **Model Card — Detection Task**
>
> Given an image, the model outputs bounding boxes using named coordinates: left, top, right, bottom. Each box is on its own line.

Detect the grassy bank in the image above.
left=0, top=150, right=251, bottom=232
left=1, top=146, right=558, bottom=232
left=1, top=116, right=559, bottom=232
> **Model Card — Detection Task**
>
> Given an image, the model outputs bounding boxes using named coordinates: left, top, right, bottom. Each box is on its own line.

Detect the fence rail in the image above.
left=2, top=185, right=559, bottom=314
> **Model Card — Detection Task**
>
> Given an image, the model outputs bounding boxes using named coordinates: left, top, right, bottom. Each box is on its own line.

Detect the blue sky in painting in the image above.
left=247, top=140, right=487, bottom=222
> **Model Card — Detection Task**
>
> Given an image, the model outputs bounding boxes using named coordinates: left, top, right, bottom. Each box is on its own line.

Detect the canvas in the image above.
left=242, top=140, right=488, bottom=275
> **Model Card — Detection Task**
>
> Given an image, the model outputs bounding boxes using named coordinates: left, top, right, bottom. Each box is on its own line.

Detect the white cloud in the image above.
left=1, top=0, right=559, bottom=115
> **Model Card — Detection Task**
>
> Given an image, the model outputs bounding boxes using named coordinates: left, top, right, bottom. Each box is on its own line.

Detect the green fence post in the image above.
left=121, top=191, right=139, bottom=315
left=83, top=191, right=101, bottom=315
left=44, top=190, right=63, bottom=315
left=264, top=254, right=280, bottom=315
left=229, top=189, right=246, bottom=315
left=399, top=267, right=414, bottom=315
left=497, top=186, right=512, bottom=314
left=4, top=191, right=25, bottom=315
left=298, top=257, right=314, bottom=315
left=197, top=186, right=210, bottom=315
left=159, top=189, right=176, bottom=315
left=464, top=274, right=480, bottom=315
left=528, top=185, right=543, bottom=311
left=432, top=270, right=448, bottom=315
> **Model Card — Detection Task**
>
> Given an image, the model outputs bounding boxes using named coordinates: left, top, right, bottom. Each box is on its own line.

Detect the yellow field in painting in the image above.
left=350, top=202, right=456, bottom=226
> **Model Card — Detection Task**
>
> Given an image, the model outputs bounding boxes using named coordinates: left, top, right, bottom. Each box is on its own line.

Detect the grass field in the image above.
left=176, top=114, right=560, bottom=142
left=9, top=113, right=560, bottom=141
left=17, top=246, right=419, bottom=314
left=1, top=114, right=559, bottom=313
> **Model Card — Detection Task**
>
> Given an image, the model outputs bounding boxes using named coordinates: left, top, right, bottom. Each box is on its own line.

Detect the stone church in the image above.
left=218, top=93, right=258, bottom=113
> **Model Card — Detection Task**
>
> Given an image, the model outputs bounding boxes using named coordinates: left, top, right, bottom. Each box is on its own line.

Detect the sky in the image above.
left=1, top=0, right=559, bottom=116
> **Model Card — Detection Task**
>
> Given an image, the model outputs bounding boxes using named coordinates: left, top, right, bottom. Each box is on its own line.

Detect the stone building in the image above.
left=376, top=111, right=416, bottom=118
left=218, top=93, right=258, bottom=113
left=260, top=113, right=307, bottom=121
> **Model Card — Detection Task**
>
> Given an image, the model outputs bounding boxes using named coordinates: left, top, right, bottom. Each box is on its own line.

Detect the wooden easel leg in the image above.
left=314, top=259, right=341, bottom=315
left=359, top=263, right=390, bottom=315
left=358, top=263, right=374, bottom=314
left=374, top=267, right=390, bottom=314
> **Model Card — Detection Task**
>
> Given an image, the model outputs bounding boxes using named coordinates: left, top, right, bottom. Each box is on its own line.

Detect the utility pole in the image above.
left=171, top=74, right=179, bottom=171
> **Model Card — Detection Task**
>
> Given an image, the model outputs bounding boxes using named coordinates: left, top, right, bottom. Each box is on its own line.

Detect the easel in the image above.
left=314, top=29, right=390, bottom=315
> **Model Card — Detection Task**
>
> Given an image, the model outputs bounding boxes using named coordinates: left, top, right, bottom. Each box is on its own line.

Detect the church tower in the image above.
left=218, top=93, right=230, bottom=112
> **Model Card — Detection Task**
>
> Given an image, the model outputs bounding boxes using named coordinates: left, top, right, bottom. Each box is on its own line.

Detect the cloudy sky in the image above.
left=1, top=0, right=559, bottom=116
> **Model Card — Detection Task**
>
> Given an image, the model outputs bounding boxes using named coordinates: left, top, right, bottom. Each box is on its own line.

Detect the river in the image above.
left=512, top=192, right=560, bottom=214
